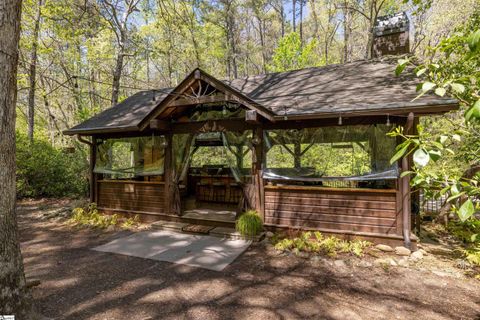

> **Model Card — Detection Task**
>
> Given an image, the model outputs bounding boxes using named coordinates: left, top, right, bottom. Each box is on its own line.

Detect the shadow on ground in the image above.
left=18, top=201, right=480, bottom=320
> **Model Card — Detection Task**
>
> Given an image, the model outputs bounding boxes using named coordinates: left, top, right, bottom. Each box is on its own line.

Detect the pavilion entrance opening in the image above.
left=175, top=131, right=254, bottom=223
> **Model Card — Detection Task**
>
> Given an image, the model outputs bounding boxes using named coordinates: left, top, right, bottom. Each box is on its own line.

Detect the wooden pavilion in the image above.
left=65, top=59, right=458, bottom=247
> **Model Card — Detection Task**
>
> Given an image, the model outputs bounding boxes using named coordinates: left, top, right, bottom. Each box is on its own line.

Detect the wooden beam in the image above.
left=168, top=94, right=230, bottom=107
left=149, top=119, right=171, bottom=130
left=246, top=110, right=261, bottom=124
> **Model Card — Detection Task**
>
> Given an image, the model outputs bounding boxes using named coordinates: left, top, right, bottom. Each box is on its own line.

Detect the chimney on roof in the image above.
left=373, top=12, right=410, bottom=58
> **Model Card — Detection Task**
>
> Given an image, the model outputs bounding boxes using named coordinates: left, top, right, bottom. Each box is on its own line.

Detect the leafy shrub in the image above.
left=447, top=219, right=480, bottom=244
left=464, top=248, right=480, bottom=266
left=236, top=210, right=263, bottom=237
left=16, top=132, right=88, bottom=198
left=121, top=215, right=140, bottom=229
left=71, top=203, right=118, bottom=228
left=70, top=202, right=140, bottom=229
left=273, top=231, right=371, bottom=257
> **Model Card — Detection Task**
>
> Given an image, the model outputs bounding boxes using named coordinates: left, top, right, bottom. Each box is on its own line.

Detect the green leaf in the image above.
left=435, top=87, right=446, bottom=96
left=428, top=149, right=442, bottom=161
left=465, top=100, right=480, bottom=121
left=395, top=63, right=407, bottom=76
left=400, top=171, right=413, bottom=178
left=452, top=134, right=461, bottom=142
left=450, top=83, right=465, bottom=94
left=413, top=148, right=430, bottom=167
left=421, top=82, right=436, bottom=92
left=467, top=29, right=480, bottom=52
left=416, top=68, right=427, bottom=77
left=458, top=199, right=475, bottom=222
left=447, top=191, right=465, bottom=203
left=390, top=141, right=411, bottom=164
left=451, top=184, right=460, bottom=195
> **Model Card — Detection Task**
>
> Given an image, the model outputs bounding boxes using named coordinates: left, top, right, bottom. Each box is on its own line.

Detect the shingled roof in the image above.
left=65, top=59, right=457, bottom=135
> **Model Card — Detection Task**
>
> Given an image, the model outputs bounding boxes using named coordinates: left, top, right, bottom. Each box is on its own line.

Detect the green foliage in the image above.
left=392, top=7, right=480, bottom=221
left=268, top=32, right=324, bottom=72
left=71, top=203, right=118, bottom=228
left=463, top=248, right=480, bottom=266
left=71, top=203, right=140, bottom=230
left=273, top=231, right=371, bottom=257
left=236, top=210, right=263, bottom=237
left=447, top=219, right=480, bottom=244
left=16, top=132, right=88, bottom=198
left=121, top=215, right=140, bottom=229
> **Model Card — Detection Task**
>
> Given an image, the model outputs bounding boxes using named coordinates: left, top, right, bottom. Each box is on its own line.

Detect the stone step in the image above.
left=150, top=221, right=264, bottom=241
left=209, top=227, right=264, bottom=242
left=150, top=221, right=188, bottom=232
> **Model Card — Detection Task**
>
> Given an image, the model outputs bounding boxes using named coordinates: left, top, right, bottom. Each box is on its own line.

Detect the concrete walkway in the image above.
left=93, top=230, right=251, bottom=271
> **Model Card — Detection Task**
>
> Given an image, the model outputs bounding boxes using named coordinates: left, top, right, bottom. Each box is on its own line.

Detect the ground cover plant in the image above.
left=70, top=202, right=140, bottom=230
left=272, top=231, right=372, bottom=257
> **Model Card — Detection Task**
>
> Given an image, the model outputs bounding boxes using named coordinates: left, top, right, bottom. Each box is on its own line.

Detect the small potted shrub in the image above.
left=236, top=210, right=263, bottom=238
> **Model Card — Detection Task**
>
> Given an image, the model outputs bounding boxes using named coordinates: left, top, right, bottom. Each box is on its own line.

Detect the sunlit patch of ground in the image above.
left=18, top=199, right=480, bottom=320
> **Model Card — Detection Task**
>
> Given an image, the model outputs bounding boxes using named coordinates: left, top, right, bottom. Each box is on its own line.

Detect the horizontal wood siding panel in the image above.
left=97, top=181, right=165, bottom=214
left=264, top=187, right=400, bottom=235
left=265, top=217, right=396, bottom=234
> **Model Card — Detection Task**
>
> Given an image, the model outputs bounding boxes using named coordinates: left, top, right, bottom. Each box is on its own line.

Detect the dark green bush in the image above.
left=16, top=132, right=88, bottom=198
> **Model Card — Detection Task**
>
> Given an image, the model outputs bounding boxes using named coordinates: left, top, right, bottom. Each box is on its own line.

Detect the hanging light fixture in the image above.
left=338, top=114, right=343, bottom=125
left=386, top=114, right=391, bottom=126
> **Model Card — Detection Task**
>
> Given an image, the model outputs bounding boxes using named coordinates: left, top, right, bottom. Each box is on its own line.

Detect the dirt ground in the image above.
left=18, top=199, right=480, bottom=320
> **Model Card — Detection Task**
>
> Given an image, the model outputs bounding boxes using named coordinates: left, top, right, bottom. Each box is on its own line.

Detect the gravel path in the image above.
left=18, top=200, right=480, bottom=320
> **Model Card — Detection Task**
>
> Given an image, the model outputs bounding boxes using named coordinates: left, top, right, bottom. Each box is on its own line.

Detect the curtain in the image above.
left=222, top=131, right=256, bottom=214
left=263, top=125, right=398, bottom=182
left=171, top=133, right=197, bottom=215
left=95, top=136, right=165, bottom=178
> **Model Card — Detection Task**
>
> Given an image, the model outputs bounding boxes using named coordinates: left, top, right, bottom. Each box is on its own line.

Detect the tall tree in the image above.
left=97, top=0, right=141, bottom=107
left=26, top=0, right=43, bottom=142
left=0, top=0, right=36, bottom=317
left=341, top=0, right=353, bottom=62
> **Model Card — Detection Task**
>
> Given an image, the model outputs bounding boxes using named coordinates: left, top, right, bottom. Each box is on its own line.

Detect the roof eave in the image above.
left=273, top=102, right=459, bottom=121
left=63, top=125, right=141, bottom=136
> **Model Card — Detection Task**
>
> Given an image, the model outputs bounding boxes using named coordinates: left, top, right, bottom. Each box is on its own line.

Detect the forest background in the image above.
left=15, top=0, right=477, bottom=198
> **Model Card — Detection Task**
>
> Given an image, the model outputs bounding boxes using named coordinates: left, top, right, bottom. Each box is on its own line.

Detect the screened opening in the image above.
left=95, top=136, right=165, bottom=180
left=264, top=125, right=398, bottom=189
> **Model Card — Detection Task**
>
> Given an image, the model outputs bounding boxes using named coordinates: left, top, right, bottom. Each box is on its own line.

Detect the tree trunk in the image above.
left=280, top=2, right=285, bottom=37
left=292, top=0, right=296, bottom=32
left=27, top=0, right=43, bottom=142
left=343, top=1, right=351, bottom=63
left=299, top=0, right=303, bottom=45
left=111, top=47, right=124, bottom=107
left=0, top=0, right=36, bottom=317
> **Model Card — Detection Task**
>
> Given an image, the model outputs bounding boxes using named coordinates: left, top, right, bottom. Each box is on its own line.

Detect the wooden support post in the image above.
left=90, top=137, right=97, bottom=203
left=411, top=116, right=420, bottom=233
left=164, top=133, right=173, bottom=214
left=401, top=112, right=414, bottom=248
left=253, top=127, right=265, bottom=220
